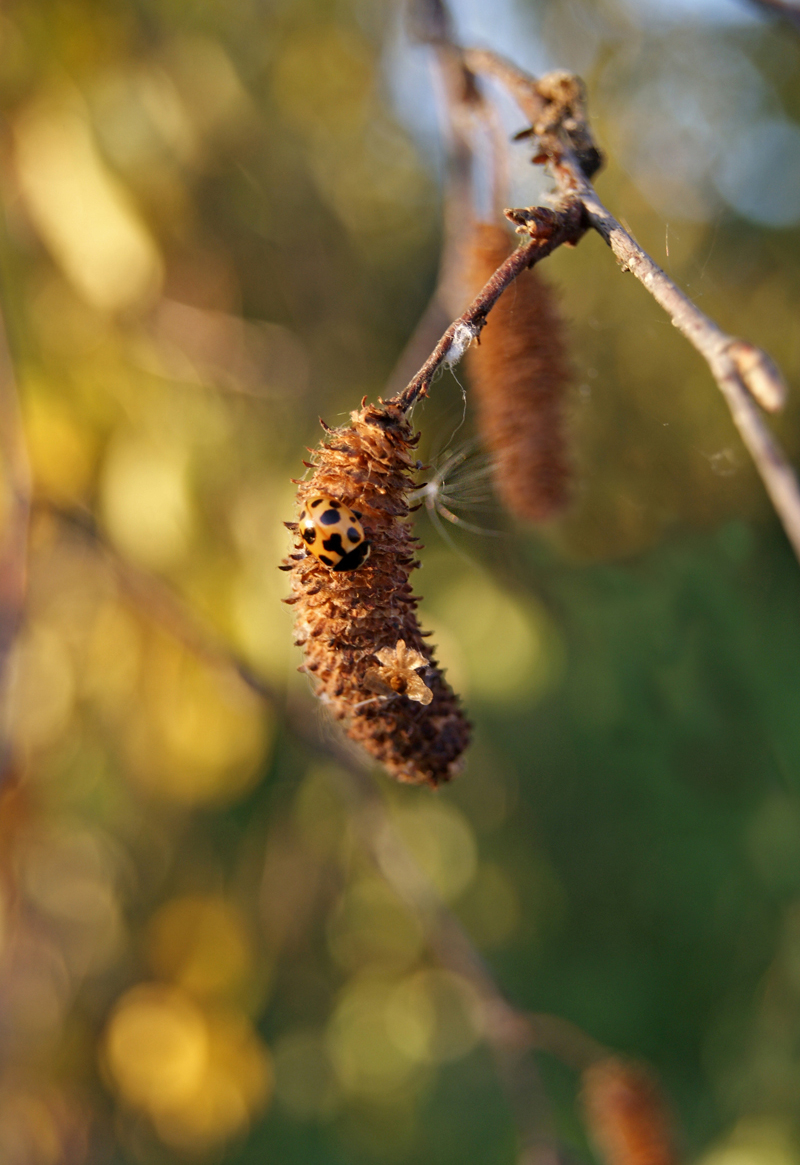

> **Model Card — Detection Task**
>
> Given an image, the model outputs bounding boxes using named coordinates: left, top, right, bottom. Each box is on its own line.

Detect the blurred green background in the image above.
left=0, top=0, right=799, bottom=1161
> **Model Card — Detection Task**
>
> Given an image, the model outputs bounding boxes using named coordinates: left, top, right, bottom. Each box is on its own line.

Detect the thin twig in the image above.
left=464, top=49, right=800, bottom=565
left=560, top=163, right=800, bottom=554
left=385, top=2, right=507, bottom=398
left=393, top=201, right=585, bottom=412
left=464, top=49, right=548, bottom=125
left=408, top=0, right=510, bottom=226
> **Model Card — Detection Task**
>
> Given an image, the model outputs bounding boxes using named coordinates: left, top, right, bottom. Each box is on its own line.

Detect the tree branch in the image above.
left=392, top=200, right=585, bottom=412
left=463, top=49, right=800, bottom=565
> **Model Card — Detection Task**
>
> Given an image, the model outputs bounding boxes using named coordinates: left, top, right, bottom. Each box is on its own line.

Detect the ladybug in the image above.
left=299, top=495, right=370, bottom=571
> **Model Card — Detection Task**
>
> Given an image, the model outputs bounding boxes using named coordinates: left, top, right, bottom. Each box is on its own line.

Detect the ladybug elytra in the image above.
left=299, top=495, right=370, bottom=571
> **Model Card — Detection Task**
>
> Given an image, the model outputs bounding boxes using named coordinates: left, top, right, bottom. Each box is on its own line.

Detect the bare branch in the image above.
left=464, top=51, right=603, bottom=179
left=393, top=201, right=585, bottom=412
left=385, top=4, right=510, bottom=397
left=573, top=178, right=800, bottom=554
left=466, top=50, right=800, bottom=565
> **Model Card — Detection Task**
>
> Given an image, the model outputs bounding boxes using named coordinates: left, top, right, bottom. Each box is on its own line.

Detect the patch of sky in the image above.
left=616, top=0, right=759, bottom=29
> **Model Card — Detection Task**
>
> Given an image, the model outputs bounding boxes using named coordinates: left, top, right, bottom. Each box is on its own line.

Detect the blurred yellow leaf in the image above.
left=147, top=894, right=254, bottom=999
left=14, top=88, right=162, bottom=312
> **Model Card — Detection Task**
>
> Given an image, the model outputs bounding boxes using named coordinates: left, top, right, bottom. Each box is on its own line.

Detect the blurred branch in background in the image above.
left=502, top=63, right=800, bottom=557
left=385, top=0, right=508, bottom=397
left=413, top=41, right=800, bottom=566
left=747, top=0, right=800, bottom=32
left=0, top=0, right=799, bottom=1161
left=19, top=480, right=679, bottom=1165
left=43, top=500, right=276, bottom=704
left=46, top=496, right=610, bottom=1165
left=394, top=203, right=584, bottom=411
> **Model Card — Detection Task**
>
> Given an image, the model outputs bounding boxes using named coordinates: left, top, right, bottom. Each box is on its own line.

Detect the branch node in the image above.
left=727, top=339, right=788, bottom=413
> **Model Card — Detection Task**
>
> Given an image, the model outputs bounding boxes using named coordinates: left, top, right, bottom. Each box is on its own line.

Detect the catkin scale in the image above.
left=282, top=399, right=470, bottom=787
left=466, top=222, right=571, bottom=521
left=581, top=1058, right=676, bottom=1165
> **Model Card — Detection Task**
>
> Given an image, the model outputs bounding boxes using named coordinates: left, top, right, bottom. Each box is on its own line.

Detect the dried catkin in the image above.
left=581, top=1058, right=676, bottom=1165
left=466, top=221, right=571, bottom=521
left=282, top=399, right=470, bottom=788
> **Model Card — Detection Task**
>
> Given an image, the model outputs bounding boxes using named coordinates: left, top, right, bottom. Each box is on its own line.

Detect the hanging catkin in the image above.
left=282, top=399, right=470, bottom=787
left=581, top=1058, right=676, bottom=1165
left=466, top=221, right=571, bottom=522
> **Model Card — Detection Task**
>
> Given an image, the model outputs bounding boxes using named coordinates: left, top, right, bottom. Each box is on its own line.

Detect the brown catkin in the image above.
left=581, top=1058, right=676, bottom=1165
left=466, top=221, right=571, bottom=521
left=282, top=399, right=470, bottom=788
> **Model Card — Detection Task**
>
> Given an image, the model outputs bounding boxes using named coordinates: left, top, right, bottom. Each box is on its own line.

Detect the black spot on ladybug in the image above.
left=352, top=511, right=362, bottom=520
left=334, top=542, right=371, bottom=571
left=322, top=533, right=345, bottom=555
left=295, top=494, right=369, bottom=572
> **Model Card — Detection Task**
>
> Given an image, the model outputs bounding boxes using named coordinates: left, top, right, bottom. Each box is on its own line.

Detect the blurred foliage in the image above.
left=0, top=0, right=799, bottom=1162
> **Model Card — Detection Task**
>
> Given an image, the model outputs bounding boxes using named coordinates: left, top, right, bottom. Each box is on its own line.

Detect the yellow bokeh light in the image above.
left=698, top=1119, right=800, bottom=1165
left=230, top=478, right=301, bottom=681
left=388, top=801, right=477, bottom=904
left=104, top=984, right=208, bottom=1111
left=100, top=436, right=193, bottom=571
left=93, top=63, right=197, bottom=172
left=14, top=89, right=162, bottom=312
left=23, top=392, right=96, bottom=501
left=147, top=894, right=253, bottom=999
left=82, top=601, right=142, bottom=716
left=385, top=970, right=483, bottom=1065
left=123, top=629, right=271, bottom=805
left=153, top=1063, right=248, bottom=1151
left=307, top=123, right=431, bottom=252
left=166, top=35, right=251, bottom=141
left=103, top=984, right=273, bottom=1150
left=152, top=1010, right=273, bottom=1151
left=325, top=978, right=423, bottom=1099
left=425, top=569, right=563, bottom=705
left=30, top=275, right=109, bottom=357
